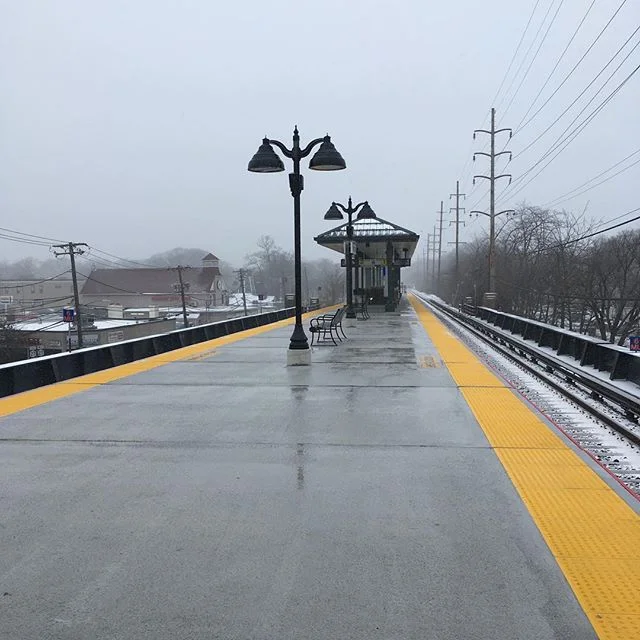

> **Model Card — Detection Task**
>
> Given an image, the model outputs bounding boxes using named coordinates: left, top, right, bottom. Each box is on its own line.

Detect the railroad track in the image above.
left=413, top=293, right=640, bottom=496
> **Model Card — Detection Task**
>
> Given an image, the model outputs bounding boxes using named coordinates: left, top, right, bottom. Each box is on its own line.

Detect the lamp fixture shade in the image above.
left=248, top=139, right=285, bottom=173
left=324, top=203, right=344, bottom=220
left=356, top=202, right=376, bottom=219
left=309, top=136, right=346, bottom=171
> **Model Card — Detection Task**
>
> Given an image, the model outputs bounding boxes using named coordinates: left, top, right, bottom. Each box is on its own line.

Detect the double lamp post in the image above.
left=248, top=126, right=346, bottom=365
left=323, top=197, right=376, bottom=320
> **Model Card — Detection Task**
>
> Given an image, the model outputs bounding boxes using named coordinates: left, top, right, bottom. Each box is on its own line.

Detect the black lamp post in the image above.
left=324, top=198, right=376, bottom=319
left=248, top=127, right=346, bottom=361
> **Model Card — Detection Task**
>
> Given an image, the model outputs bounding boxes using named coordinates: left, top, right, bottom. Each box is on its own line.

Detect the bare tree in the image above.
left=244, top=235, right=294, bottom=299
left=581, top=230, right=640, bottom=344
left=315, top=259, right=344, bottom=304
left=493, top=205, right=594, bottom=323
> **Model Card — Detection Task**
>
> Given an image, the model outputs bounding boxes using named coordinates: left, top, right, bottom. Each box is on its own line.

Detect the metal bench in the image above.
left=356, top=298, right=370, bottom=320
left=309, top=306, right=347, bottom=345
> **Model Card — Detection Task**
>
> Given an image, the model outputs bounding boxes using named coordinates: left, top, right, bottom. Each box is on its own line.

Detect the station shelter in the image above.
left=314, top=215, right=420, bottom=311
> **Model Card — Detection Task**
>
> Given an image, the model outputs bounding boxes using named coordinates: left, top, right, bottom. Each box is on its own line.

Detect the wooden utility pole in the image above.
left=52, top=242, right=88, bottom=349
left=170, top=266, right=191, bottom=328
left=235, top=269, right=248, bottom=316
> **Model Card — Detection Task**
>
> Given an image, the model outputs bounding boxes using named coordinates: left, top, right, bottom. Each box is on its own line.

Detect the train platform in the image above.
left=0, top=296, right=638, bottom=639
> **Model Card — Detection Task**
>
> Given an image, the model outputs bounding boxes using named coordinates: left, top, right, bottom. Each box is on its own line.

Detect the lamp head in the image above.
left=309, top=136, right=346, bottom=171
left=248, top=139, right=285, bottom=173
left=356, top=201, right=376, bottom=219
left=324, top=203, right=343, bottom=220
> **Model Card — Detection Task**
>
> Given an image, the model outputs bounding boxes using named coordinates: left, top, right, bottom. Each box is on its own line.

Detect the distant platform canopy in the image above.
left=314, top=216, right=420, bottom=264
left=314, top=215, right=420, bottom=311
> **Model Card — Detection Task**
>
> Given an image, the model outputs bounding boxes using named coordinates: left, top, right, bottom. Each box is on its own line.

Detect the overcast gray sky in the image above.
left=1, top=0, right=638, bottom=266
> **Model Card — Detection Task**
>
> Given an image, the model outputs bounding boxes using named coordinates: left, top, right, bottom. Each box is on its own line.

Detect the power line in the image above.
left=88, top=247, right=157, bottom=269
left=513, top=26, right=640, bottom=160
left=533, top=207, right=640, bottom=252
left=515, top=0, right=630, bottom=133
left=514, top=0, right=597, bottom=132
left=590, top=206, right=640, bottom=233
left=496, top=277, right=640, bottom=303
left=490, top=0, right=542, bottom=110
left=0, top=271, right=72, bottom=288
left=496, top=0, right=549, bottom=115
left=0, top=226, right=66, bottom=243
left=0, top=233, right=51, bottom=248
left=459, top=0, right=541, bottom=192
left=503, top=62, right=640, bottom=202
left=9, top=296, right=78, bottom=311
left=12, top=320, right=67, bottom=333
left=468, top=185, right=491, bottom=213
left=560, top=209, right=640, bottom=246
left=77, top=272, right=142, bottom=295
left=82, top=251, right=137, bottom=271
left=501, top=0, right=565, bottom=120
left=544, top=151, right=640, bottom=208
left=496, top=0, right=556, bottom=118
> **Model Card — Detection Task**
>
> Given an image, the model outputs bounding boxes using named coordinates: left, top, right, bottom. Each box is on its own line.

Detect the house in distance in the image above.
left=80, top=252, right=228, bottom=311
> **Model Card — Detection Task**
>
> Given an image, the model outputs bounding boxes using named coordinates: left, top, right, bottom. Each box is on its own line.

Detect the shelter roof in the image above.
left=315, top=216, right=419, bottom=242
left=314, top=216, right=420, bottom=261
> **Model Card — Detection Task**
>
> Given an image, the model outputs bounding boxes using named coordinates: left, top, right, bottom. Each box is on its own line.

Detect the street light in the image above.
left=324, top=197, right=376, bottom=319
left=248, top=126, right=346, bottom=365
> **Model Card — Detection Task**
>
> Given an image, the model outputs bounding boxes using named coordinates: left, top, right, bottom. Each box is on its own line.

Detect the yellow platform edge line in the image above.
left=408, top=294, right=640, bottom=640
left=0, top=307, right=336, bottom=419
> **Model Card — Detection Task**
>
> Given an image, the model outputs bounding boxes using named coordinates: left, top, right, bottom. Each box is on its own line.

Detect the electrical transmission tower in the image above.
left=449, top=180, right=466, bottom=303
left=437, top=201, right=444, bottom=294
left=425, top=233, right=431, bottom=291
left=52, top=242, right=88, bottom=349
left=472, top=107, right=514, bottom=294
left=427, top=229, right=438, bottom=292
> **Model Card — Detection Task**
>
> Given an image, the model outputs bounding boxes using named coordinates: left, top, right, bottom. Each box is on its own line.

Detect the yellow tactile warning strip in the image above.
left=409, top=294, right=640, bottom=640
left=0, top=307, right=336, bottom=419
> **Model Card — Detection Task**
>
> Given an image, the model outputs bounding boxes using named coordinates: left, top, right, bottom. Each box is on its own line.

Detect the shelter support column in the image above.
left=385, top=241, right=395, bottom=311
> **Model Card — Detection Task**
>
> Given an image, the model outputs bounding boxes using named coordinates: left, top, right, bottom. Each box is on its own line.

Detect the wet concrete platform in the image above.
left=0, top=300, right=596, bottom=639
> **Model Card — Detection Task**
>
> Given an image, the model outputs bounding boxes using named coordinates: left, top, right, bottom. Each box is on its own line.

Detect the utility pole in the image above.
left=449, top=180, right=466, bottom=302
left=425, top=233, right=431, bottom=291
left=235, top=269, right=248, bottom=316
left=170, top=266, right=191, bottom=328
left=431, top=226, right=437, bottom=292
left=437, top=201, right=444, bottom=294
left=52, top=242, right=88, bottom=349
left=472, top=107, right=513, bottom=293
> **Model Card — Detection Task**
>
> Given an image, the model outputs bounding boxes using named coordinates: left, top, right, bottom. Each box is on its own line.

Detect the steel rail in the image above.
left=414, top=293, right=640, bottom=448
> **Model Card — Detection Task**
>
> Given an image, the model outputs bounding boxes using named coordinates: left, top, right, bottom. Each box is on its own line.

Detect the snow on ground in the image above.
left=227, top=293, right=277, bottom=308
